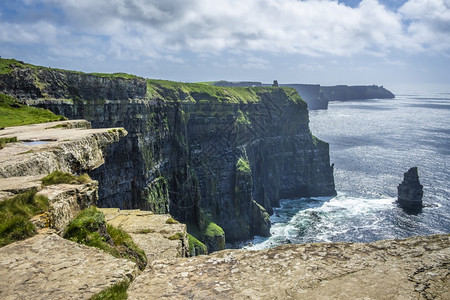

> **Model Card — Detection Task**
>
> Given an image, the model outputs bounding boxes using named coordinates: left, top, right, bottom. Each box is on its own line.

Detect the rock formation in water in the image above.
left=397, top=167, right=424, bottom=213
left=0, top=59, right=336, bottom=245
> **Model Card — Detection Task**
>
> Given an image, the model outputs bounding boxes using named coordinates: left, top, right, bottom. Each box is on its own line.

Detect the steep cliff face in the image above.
left=0, top=60, right=336, bottom=242
left=280, top=84, right=329, bottom=110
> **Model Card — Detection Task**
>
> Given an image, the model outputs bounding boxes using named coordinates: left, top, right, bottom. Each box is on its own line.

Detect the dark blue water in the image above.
left=246, top=84, right=450, bottom=249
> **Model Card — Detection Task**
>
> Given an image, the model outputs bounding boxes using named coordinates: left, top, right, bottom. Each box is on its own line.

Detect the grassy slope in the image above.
left=0, top=58, right=141, bottom=80
left=0, top=190, right=49, bottom=247
left=0, top=93, right=66, bottom=128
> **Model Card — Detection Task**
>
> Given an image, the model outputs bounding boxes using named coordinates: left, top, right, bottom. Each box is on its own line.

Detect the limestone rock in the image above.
left=37, top=182, right=99, bottom=233
left=127, top=234, right=450, bottom=299
left=99, top=208, right=189, bottom=261
left=0, top=120, right=127, bottom=178
left=398, top=167, right=424, bottom=213
left=0, top=233, right=138, bottom=300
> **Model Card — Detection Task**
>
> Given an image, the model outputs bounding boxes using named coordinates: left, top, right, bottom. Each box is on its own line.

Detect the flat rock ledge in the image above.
left=99, top=208, right=189, bottom=263
left=0, top=232, right=138, bottom=300
left=128, top=234, right=450, bottom=300
left=0, top=119, right=127, bottom=179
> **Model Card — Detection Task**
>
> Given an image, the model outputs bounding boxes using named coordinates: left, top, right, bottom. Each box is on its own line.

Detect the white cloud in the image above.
left=399, top=0, right=450, bottom=52
left=1, top=0, right=449, bottom=63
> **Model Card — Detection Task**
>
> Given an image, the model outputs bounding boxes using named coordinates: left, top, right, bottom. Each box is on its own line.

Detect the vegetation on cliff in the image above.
left=0, top=189, right=49, bottom=247
left=187, top=233, right=207, bottom=256
left=41, top=170, right=91, bottom=186
left=0, top=93, right=66, bottom=128
left=0, top=136, right=18, bottom=149
left=63, top=206, right=147, bottom=271
left=147, top=79, right=303, bottom=104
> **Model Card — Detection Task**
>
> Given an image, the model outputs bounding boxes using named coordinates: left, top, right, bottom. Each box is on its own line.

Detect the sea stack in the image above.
left=397, top=167, right=423, bottom=213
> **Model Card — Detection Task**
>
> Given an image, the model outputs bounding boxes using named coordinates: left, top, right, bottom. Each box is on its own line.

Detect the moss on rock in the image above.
left=63, top=206, right=147, bottom=271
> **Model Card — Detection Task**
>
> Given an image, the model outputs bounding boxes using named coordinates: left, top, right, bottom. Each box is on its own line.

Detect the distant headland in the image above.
left=212, top=81, right=395, bottom=110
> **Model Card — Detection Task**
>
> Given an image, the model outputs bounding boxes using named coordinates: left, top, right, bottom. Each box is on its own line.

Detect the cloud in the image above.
left=399, top=0, right=450, bottom=52
left=1, top=0, right=449, bottom=63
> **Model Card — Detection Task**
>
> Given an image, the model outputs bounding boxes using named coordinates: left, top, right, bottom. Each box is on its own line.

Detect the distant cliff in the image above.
left=321, top=85, right=395, bottom=101
left=211, top=81, right=394, bottom=110
left=0, top=59, right=336, bottom=244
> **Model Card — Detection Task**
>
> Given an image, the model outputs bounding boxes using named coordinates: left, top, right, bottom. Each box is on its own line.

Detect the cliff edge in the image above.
left=0, top=59, right=336, bottom=244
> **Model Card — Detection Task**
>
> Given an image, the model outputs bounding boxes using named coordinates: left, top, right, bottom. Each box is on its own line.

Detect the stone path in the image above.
left=127, top=234, right=450, bottom=300
left=0, top=232, right=137, bottom=300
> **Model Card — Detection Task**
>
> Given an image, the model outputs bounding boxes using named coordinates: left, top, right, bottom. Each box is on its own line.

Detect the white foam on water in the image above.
left=245, top=192, right=396, bottom=250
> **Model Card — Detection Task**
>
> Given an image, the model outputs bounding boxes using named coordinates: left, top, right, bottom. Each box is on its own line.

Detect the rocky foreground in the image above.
left=129, top=234, right=450, bottom=299
left=0, top=120, right=448, bottom=299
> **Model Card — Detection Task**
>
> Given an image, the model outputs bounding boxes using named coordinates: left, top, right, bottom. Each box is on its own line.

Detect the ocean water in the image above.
left=245, top=84, right=450, bottom=249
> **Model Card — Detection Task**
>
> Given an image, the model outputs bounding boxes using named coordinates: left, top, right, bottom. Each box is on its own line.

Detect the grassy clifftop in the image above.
left=0, top=58, right=304, bottom=105
left=0, top=93, right=66, bottom=128
left=147, top=79, right=302, bottom=104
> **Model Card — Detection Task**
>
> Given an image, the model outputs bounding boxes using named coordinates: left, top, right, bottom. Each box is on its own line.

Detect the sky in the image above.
left=0, top=0, right=449, bottom=86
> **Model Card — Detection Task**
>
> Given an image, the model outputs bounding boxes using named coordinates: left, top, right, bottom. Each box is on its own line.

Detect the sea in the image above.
left=244, top=84, right=450, bottom=249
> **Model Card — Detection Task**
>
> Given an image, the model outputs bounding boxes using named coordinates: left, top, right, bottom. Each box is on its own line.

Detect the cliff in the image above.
left=0, top=59, right=336, bottom=244
left=280, top=84, right=329, bottom=110
left=211, top=81, right=394, bottom=110
left=0, top=120, right=191, bottom=299
left=321, top=84, right=395, bottom=101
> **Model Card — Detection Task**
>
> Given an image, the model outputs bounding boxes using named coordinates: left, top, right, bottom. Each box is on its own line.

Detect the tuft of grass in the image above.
left=0, top=189, right=49, bottom=247
left=167, top=232, right=184, bottom=240
left=165, top=217, right=179, bottom=224
left=0, top=93, right=67, bottom=128
left=64, top=206, right=147, bottom=271
left=187, top=233, right=207, bottom=256
left=0, top=136, right=18, bottom=149
left=41, top=171, right=91, bottom=186
left=90, top=280, right=130, bottom=300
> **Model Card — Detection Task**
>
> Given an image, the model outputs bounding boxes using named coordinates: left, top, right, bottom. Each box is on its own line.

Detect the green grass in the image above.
left=0, top=58, right=28, bottom=75
left=0, top=189, right=49, bottom=247
left=88, top=72, right=141, bottom=80
left=0, top=93, right=67, bottom=128
left=63, top=206, right=147, bottom=271
left=147, top=79, right=284, bottom=104
left=0, top=136, right=18, bottom=149
left=187, top=233, right=207, bottom=256
left=90, top=280, right=130, bottom=300
left=167, top=232, right=184, bottom=240
left=0, top=58, right=142, bottom=80
left=165, top=217, right=179, bottom=224
left=41, top=171, right=91, bottom=186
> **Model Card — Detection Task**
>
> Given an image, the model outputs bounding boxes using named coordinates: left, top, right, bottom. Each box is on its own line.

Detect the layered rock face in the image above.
left=1, top=62, right=336, bottom=242
left=398, top=167, right=424, bottom=213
